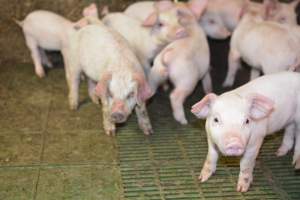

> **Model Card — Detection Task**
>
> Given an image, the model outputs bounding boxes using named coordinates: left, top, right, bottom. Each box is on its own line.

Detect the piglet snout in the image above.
left=175, top=27, right=188, bottom=39
left=111, top=100, right=127, bottom=123
left=111, top=112, right=126, bottom=123
left=225, top=137, right=245, bottom=156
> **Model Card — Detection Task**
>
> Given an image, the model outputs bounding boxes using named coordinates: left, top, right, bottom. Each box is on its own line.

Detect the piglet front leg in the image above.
left=101, top=98, right=116, bottom=136
left=199, top=136, right=219, bottom=182
left=237, top=136, right=264, bottom=192
left=135, top=103, right=153, bottom=135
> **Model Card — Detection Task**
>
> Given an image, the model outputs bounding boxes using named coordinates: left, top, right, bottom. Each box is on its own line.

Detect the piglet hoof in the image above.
left=90, top=94, right=100, bottom=105
left=276, top=145, right=289, bottom=157
left=237, top=175, right=251, bottom=193
left=236, top=183, right=250, bottom=192
left=198, top=168, right=213, bottom=183
left=143, top=127, right=153, bottom=136
left=222, top=80, right=233, bottom=88
left=69, top=101, right=79, bottom=110
left=293, top=156, right=300, bottom=169
left=175, top=116, right=188, bottom=125
left=35, top=69, right=46, bottom=78
left=105, top=128, right=116, bottom=136
left=45, top=62, right=53, bottom=68
left=162, top=83, right=170, bottom=91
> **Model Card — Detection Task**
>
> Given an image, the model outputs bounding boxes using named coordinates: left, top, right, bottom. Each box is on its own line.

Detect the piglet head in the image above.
left=95, top=72, right=152, bottom=124
left=265, top=0, right=299, bottom=25
left=192, top=93, right=274, bottom=157
left=142, top=0, right=189, bottom=43
left=83, top=3, right=99, bottom=18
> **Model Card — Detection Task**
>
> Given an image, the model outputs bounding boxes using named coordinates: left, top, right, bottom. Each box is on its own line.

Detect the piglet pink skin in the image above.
left=66, top=18, right=153, bottom=136
left=192, top=71, right=300, bottom=192
left=102, top=1, right=188, bottom=75
left=149, top=0, right=212, bottom=125
left=223, top=0, right=300, bottom=87
left=200, top=0, right=299, bottom=39
left=15, top=5, right=99, bottom=78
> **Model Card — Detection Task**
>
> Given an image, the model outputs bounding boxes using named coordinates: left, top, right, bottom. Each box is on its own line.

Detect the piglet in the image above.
left=124, top=1, right=155, bottom=21
left=124, top=0, right=231, bottom=39
left=102, top=0, right=188, bottom=74
left=149, top=0, right=212, bottom=125
left=15, top=4, right=98, bottom=78
left=66, top=17, right=153, bottom=136
left=223, top=0, right=300, bottom=87
left=200, top=0, right=299, bottom=39
left=192, top=71, right=300, bottom=192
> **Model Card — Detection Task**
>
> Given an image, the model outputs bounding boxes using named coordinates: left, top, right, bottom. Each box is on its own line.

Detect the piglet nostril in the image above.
left=111, top=112, right=125, bottom=123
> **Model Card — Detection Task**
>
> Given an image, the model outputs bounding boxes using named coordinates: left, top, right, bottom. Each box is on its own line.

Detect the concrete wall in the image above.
left=0, top=0, right=139, bottom=63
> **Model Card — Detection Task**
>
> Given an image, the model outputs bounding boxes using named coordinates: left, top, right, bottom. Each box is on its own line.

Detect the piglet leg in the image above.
left=135, top=102, right=153, bottom=135
left=25, top=35, right=45, bottom=78
left=277, top=123, right=295, bottom=157
left=199, top=136, right=219, bottom=182
left=202, top=72, right=213, bottom=94
left=101, top=98, right=116, bottom=136
left=237, top=136, right=264, bottom=192
left=88, top=79, right=100, bottom=104
left=39, top=48, right=53, bottom=68
left=293, top=125, right=300, bottom=169
left=250, top=68, right=260, bottom=81
left=170, top=87, right=193, bottom=125
left=223, top=49, right=241, bottom=87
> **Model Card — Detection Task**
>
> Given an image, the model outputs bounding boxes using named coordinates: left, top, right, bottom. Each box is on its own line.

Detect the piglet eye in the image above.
left=157, top=21, right=163, bottom=28
left=245, top=118, right=250, bottom=125
left=127, top=91, right=134, bottom=99
left=279, top=17, right=286, bottom=23
left=208, top=19, right=215, bottom=24
left=214, top=117, right=219, bottom=123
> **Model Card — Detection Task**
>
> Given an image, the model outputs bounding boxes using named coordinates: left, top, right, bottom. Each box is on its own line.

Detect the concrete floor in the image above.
left=0, top=38, right=299, bottom=200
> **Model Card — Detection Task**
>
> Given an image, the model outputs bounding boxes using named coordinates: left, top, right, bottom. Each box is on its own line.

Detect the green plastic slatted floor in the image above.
left=116, top=91, right=300, bottom=200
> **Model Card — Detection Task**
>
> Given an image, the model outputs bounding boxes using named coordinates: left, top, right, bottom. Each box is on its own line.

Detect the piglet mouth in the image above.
left=224, top=143, right=245, bottom=156
left=111, top=112, right=128, bottom=123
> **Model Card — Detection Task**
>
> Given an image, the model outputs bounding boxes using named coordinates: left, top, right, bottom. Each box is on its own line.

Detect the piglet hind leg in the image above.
left=39, top=48, right=53, bottom=68
left=25, top=35, right=45, bottom=78
left=199, top=136, right=219, bottom=182
left=237, top=136, right=264, bottom=192
left=276, top=123, right=295, bottom=157
left=170, top=87, right=194, bottom=125
left=222, top=49, right=241, bottom=87
left=135, top=102, right=153, bottom=135
left=202, top=72, right=213, bottom=94
left=88, top=79, right=100, bottom=105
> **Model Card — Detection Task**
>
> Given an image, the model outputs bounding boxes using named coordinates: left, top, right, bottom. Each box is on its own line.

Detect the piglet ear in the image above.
left=133, top=73, right=153, bottom=105
left=248, top=93, right=274, bottom=120
left=191, top=93, right=217, bottom=119
left=290, top=0, right=300, bottom=8
left=101, top=5, right=110, bottom=16
left=263, top=0, right=279, bottom=19
left=187, top=0, right=208, bottom=20
left=95, top=73, right=112, bottom=98
left=142, top=12, right=158, bottom=27
left=83, top=3, right=99, bottom=18
left=154, top=0, right=174, bottom=11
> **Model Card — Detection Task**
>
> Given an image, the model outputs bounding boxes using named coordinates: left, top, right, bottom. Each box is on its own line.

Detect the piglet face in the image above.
left=205, top=95, right=252, bottom=156
left=143, top=1, right=189, bottom=42
left=192, top=93, right=274, bottom=157
left=95, top=72, right=152, bottom=124
left=267, top=2, right=298, bottom=25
